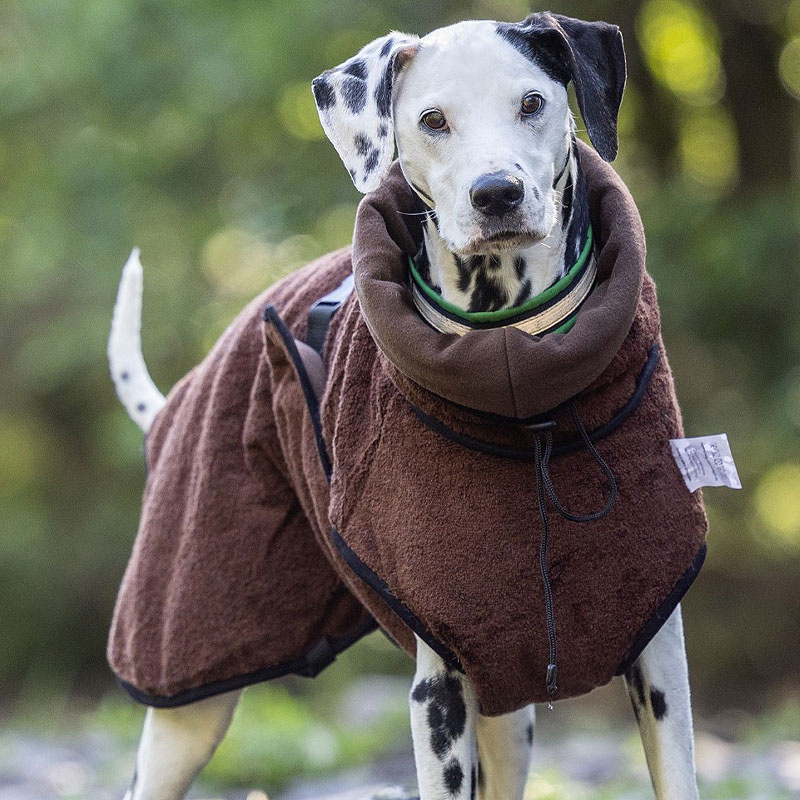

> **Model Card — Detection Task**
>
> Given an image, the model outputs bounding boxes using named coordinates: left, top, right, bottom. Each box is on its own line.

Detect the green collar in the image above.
left=409, top=226, right=595, bottom=337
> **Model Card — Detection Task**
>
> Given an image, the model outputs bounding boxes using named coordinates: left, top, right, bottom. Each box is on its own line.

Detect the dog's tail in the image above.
left=108, top=249, right=167, bottom=433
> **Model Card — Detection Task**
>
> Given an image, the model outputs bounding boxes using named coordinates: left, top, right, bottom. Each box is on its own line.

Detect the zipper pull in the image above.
left=546, top=663, right=558, bottom=695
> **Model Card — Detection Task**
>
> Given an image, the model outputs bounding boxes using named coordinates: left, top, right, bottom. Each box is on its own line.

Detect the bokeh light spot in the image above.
left=789, top=0, right=800, bottom=33
left=637, top=0, right=724, bottom=105
left=755, top=463, right=800, bottom=544
left=779, top=37, right=800, bottom=100
left=278, top=81, right=326, bottom=141
left=679, top=108, right=738, bottom=193
left=0, top=414, right=47, bottom=498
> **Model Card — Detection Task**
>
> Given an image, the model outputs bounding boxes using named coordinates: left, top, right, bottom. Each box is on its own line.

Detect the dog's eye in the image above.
left=420, top=109, right=448, bottom=131
left=521, top=92, right=544, bottom=116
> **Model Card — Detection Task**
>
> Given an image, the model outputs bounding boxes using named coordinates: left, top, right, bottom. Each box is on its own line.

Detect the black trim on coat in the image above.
left=331, top=527, right=462, bottom=672
left=615, top=541, right=707, bottom=675
left=408, top=343, right=661, bottom=461
left=115, top=616, right=379, bottom=708
left=263, top=304, right=333, bottom=479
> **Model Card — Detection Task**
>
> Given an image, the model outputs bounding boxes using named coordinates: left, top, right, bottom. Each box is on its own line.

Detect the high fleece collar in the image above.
left=352, top=140, right=646, bottom=419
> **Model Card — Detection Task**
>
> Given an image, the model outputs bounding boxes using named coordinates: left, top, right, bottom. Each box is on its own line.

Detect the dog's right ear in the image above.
left=312, top=32, right=420, bottom=194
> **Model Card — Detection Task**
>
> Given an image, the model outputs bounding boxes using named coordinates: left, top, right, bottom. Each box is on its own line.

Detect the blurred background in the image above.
left=1, top=0, right=799, bottom=797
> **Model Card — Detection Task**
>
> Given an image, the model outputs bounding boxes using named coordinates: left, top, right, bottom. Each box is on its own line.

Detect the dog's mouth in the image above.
left=460, top=229, right=544, bottom=255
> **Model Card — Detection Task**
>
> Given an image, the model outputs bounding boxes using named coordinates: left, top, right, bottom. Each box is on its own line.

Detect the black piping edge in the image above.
left=114, top=615, right=379, bottom=708
left=263, top=304, right=332, bottom=480
left=331, top=527, right=463, bottom=672
left=554, top=342, right=660, bottom=457
left=615, top=541, right=707, bottom=675
left=408, top=343, right=661, bottom=461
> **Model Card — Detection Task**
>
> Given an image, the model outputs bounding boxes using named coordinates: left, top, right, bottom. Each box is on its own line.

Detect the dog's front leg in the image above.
left=410, top=636, right=479, bottom=800
left=624, top=605, right=699, bottom=800
left=475, top=705, right=534, bottom=800
left=124, top=689, right=241, bottom=800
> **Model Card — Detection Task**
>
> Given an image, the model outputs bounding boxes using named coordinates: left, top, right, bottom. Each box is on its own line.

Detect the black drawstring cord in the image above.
left=530, top=402, right=618, bottom=700
left=533, top=434, right=559, bottom=697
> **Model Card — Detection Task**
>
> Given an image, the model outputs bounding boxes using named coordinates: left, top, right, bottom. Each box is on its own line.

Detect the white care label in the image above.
left=670, top=433, right=742, bottom=492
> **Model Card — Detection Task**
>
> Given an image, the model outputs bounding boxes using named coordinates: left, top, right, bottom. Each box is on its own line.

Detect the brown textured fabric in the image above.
left=108, top=144, right=707, bottom=714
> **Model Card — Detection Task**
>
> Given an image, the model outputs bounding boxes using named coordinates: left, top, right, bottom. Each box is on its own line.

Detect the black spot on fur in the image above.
left=411, top=674, right=467, bottom=759
left=513, top=279, right=532, bottom=306
left=526, top=722, right=534, bottom=745
left=120, top=371, right=129, bottom=381
left=513, top=255, right=526, bottom=280
left=560, top=172, right=573, bottom=229
left=354, top=134, right=370, bottom=155
left=415, top=246, right=431, bottom=284
left=344, top=58, right=368, bottom=79
left=470, top=764, right=477, bottom=800
left=136, top=402, right=146, bottom=412
left=378, top=123, right=388, bottom=138
left=495, top=21, right=571, bottom=86
left=650, top=688, right=668, bottom=720
left=354, top=133, right=380, bottom=175
left=626, top=663, right=647, bottom=707
left=375, top=63, right=393, bottom=118
left=487, top=254, right=501, bottom=270
left=564, top=146, right=589, bottom=264
left=444, top=759, right=464, bottom=794
left=454, top=255, right=471, bottom=294
left=469, top=255, right=485, bottom=271
left=469, top=267, right=508, bottom=312
left=477, top=760, right=484, bottom=790
left=410, top=181, right=435, bottom=206
left=364, top=149, right=379, bottom=174
left=380, top=37, right=395, bottom=58
left=341, top=75, right=367, bottom=114
left=311, top=76, right=336, bottom=110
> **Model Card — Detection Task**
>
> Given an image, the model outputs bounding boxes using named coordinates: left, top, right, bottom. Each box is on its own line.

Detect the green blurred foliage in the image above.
left=1, top=0, right=799, bottom=714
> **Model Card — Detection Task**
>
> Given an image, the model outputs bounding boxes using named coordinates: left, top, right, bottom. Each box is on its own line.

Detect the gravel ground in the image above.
left=1, top=723, right=799, bottom=800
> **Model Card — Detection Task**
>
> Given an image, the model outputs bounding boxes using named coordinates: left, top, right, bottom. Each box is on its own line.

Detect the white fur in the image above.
left=394, top=23, right=571, bottom=258
left=108, top=249, right=166, bottom=434
left=624, top=608, right=699, bottom=800
left=124, top=691, right=241, bottom=800
left=313, top=32, right=420, bottom=193
left=315, top=20, right=576, bottom=306
left=409, top=638, right=480, bottom=800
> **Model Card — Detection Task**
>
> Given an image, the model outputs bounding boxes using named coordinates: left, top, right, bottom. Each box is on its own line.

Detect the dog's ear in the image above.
left=498, top=13, right=626, bottom=161
left=312, top=33, right=421, bottom=193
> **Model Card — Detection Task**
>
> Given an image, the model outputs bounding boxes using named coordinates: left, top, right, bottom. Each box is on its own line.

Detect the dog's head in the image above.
left=312, top=13, right=625, bottom=256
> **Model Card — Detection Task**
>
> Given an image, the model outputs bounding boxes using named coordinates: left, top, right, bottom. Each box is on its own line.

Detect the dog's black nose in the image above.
left=469, top=173, right=524, bottom=216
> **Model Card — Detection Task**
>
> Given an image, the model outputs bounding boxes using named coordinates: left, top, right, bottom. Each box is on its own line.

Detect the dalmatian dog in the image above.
left=112, top=13, right=699, bottom=800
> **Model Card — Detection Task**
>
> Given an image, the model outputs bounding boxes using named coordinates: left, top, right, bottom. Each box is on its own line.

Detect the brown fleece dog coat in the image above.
left=108, top=142, right=707, bottom=715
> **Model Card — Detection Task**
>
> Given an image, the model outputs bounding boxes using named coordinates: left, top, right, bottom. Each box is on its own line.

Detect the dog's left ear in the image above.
left=312, top=32, right=421, bottom=193
left=498, top=13, right=626, bottom=161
